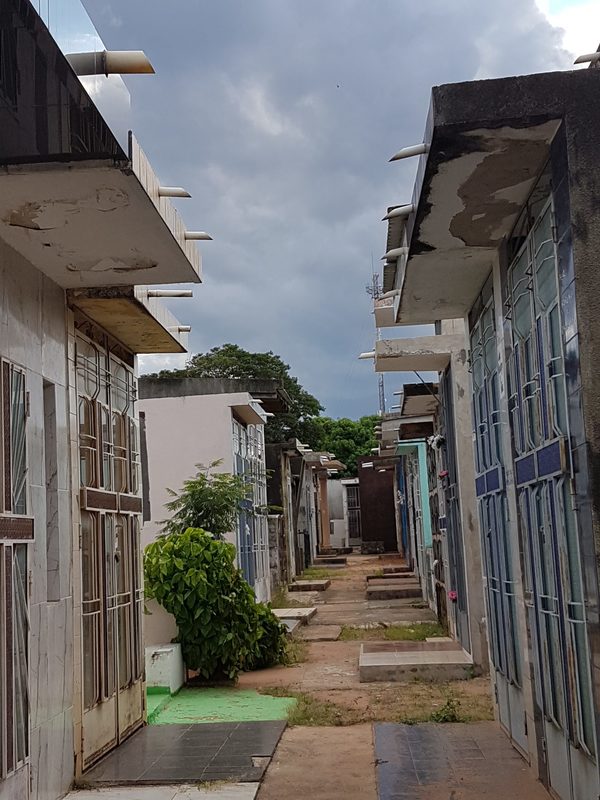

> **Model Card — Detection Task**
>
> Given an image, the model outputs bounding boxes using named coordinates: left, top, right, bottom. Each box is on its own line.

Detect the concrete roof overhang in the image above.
left=375, top=335, right=464, bottom=372
left=398, top=415, right=435, bottom=440
left=68, top=287, right=187, bottom=354
left=0, top=134, right=201, bottom=289
left=390, top=70, right=600, bottom=324
left=231, top=400, right=268, bottom=426
left=374, top=296, right=395, bottom=328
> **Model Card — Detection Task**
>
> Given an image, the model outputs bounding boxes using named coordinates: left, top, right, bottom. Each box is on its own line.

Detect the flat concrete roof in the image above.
left=393, top=68, right=600, bottom=324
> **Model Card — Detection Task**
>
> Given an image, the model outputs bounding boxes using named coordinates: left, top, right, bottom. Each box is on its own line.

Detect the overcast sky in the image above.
left=81, top=0, right=590, bottom=419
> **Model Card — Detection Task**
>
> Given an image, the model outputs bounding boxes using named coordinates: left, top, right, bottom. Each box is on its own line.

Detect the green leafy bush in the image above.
left=144, top=527, right=288, bottom=679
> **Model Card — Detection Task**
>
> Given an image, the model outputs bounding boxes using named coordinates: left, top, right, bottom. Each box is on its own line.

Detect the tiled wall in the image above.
left=0, top=239, right=74, bottom=800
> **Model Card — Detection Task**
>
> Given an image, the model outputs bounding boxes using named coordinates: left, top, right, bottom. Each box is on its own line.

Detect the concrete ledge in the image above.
left=383, top=566, right=412, bottom=575
left=289, top=580, right=331, bottom=592
left=366, top=573, right=415, bottom=583
left=314, top=556, right=347, bottom=565
left=359, top=642, right=473, bottom=683
left=272, top=607, right=318, bottom=624
left=366, top=583, right=422, bottom=600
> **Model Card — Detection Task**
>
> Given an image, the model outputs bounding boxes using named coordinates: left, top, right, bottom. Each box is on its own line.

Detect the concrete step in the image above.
left=314, top=556, right=347, bottom=565
left=359, top=641, right=474, bottom=683
left=298, top=624, right=342, bottom=642
left=289, top=579, right=331, bottom=592
left=366, top=573, right=415, bottom=583
left=383, top=565, right=412, bottom=575
left=366, top=582, right=422, bottom=600
left=272, top=607, right=318, bottom=625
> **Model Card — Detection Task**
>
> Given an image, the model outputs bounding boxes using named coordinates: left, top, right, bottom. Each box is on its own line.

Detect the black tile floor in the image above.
left=374, top=722, right=550, bottom=800
left=84, top=721, right=286, bottom=785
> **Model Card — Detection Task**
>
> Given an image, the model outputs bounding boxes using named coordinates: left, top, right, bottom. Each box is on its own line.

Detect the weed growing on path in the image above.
left=301, top=567, right=347, bottom=580
left=284, top=637, right=309, bottom=665
left=430, top=694, right=462, bottom=723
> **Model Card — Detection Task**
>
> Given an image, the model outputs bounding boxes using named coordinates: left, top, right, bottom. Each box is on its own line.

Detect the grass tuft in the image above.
left=338, top=622, right=445, bottom=642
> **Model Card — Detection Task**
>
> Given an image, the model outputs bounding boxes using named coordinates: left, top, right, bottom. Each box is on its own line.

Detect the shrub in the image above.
left=144, top=527, right=288, bottom=680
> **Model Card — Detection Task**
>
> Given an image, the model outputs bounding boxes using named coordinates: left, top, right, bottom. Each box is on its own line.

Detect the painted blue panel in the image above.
left=486, top=467, right=501, bottom=493
left=476, top=475, right=487, bottom=497
left=515, top=454, right=536, bottom=486
left=537, top=440, right=563, bottom=478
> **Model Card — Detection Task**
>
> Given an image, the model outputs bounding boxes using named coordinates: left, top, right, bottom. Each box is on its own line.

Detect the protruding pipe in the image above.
left=381, top=247, right=409, bottom=260
left=65, top=50, right=155, bottom=76
left=147, top=290, right=193, bottom=298
left=358, top=351, right=376, bottom=360
left=158, top=186, right=191, bottom=198
left=574, top=52, right=600, bottom=64
left=184, top=231, right=213, bottom=241
left=383, top=203, right=414, bottom=221
left=170, top=325, right=192, bottom=333
left=389, top=143, right=429, bottom=162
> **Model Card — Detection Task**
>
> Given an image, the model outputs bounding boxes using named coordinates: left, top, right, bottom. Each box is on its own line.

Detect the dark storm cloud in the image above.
left=84, top=0, right=569, bottom=417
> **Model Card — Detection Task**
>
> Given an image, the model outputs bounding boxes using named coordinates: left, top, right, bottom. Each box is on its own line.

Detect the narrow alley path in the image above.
left=244, top=555, right=551, bottom=800
left=67, top=555, right=552, bottom=800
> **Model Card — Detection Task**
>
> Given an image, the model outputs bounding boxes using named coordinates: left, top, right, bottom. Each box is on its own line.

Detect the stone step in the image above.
left=366, top=583, right=422, bottom=600
left=289, top=579, right=331, bottom=592
left=359, top=641, right=474, bottom=683
left=366, top=573, right=415, bottom=583
left=314, top=556, right=347, bottom=565
left=272, top=607, right=318, bottom=625
left=298, top=624, right=342, bottom=642
left=383, top=565, right=412, bottom=575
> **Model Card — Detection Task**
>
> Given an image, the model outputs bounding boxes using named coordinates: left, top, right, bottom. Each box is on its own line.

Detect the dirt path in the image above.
left=257, top=725, right=377, bottom=800
left=239, top=555, right=493, bottom=724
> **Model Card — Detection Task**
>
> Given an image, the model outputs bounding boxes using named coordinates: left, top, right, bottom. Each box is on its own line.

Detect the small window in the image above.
left=2, top=362, right=28, bottom=515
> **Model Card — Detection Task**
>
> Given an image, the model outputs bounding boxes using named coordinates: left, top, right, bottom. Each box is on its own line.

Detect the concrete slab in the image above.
left=374, top=722, right=551, bottom=799
left=366, top=573, right=415, bottom=582
left=272, top=607, right=317, bottom=624
left=382, top=565, right=412, bottom=575
left=298, top=625, right=342, bottom=642
left=281, top=619, right=301, bottom=635
left=289, top=579, right=331, bottom=592
left=359, top=642, right=473, bottom=682
left=366, top=583, right=422, bottom=600
left=66, top=785, right=260, bottom=800
left=314, top=556, right=347, bottom=565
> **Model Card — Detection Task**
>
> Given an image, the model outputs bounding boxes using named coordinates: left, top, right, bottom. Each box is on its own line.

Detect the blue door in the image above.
left=470, top=283, right=527, bottom=753
left=506, top=198, right=597, bottom=799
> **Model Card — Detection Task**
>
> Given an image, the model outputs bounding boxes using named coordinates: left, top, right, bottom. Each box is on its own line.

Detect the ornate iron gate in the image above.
left=506, top=197, right=596, bottom=799
left=470, top=280, right=526, bottom=752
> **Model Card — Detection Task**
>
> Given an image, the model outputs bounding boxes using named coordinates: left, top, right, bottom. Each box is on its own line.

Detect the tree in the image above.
left=161, top=461, right=251, bottom=539
left=149, top=343, right=323, bottom=444
left=308, top=415, right=379, bottom=477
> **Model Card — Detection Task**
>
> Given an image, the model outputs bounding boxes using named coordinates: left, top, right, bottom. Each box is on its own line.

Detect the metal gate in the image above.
left=438, top=369, right=470, bottom=652
left=506, top=198, right=597, bottom=799
left=233, top=421, right=270, bottom=603
left=470, top=280, right=527, bottom=753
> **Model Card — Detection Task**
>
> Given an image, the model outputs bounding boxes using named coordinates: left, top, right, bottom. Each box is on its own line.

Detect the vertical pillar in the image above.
left=318, top=471, right=330, bottom=550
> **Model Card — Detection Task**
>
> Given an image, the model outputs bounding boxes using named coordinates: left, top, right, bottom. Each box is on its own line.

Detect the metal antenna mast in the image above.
left=365, top=269, right=386, bottom=416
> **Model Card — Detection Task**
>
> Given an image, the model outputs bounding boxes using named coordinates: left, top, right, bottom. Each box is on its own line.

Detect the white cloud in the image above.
left=535, top=0, right=600, bottom=57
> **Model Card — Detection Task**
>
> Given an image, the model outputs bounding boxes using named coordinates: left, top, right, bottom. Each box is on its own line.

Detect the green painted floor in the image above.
left=148, top=687, right=296, bottom=725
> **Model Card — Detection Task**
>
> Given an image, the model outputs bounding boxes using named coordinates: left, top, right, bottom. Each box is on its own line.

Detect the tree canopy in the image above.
left=149, top=343, right=323, bottom=444
left=308, top=415, right=379, bottom=477
left=149, top=344, right=378, bottom=472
